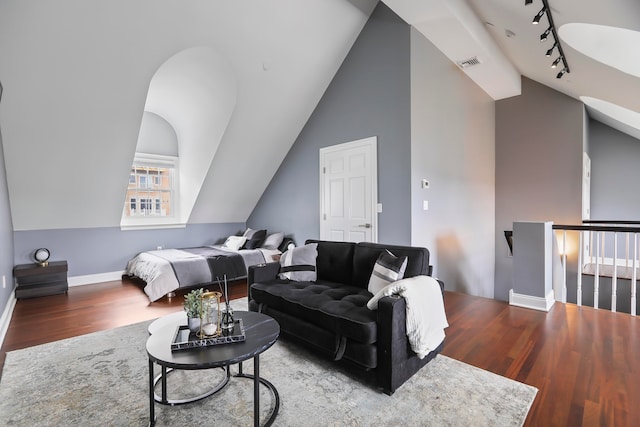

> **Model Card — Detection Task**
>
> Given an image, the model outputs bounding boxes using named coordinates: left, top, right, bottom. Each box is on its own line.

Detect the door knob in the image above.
left=358, top=224, right=371, bottom=229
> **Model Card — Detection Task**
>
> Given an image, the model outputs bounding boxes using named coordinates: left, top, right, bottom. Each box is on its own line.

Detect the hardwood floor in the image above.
left=2, top=279, right=639, bottom=426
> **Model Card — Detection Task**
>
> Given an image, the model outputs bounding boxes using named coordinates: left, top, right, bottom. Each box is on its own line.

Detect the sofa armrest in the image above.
left=377, top=295, right=409, bottom=364
left=376, top=290, right=444, bottom=395
left=247, top=262, right=281, bottom=300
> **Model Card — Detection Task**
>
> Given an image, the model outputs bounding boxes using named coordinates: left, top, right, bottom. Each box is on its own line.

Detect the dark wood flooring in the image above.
left=2, top=278, right=639, bottom=426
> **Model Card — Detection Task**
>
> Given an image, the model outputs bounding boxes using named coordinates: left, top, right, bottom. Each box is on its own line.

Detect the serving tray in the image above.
left=171, top=319, right=246, bottom=351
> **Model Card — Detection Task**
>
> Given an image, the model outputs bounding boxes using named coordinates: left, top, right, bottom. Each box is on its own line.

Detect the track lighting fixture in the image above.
left=527, top=1, right=571, bottom=78
left=532, top=7, right=546, bottom=24
left=540, top=26, right=552, bottom=42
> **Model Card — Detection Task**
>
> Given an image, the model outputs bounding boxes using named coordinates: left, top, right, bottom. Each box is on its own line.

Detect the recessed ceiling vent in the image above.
left=456, top=56, right=481, bottom=69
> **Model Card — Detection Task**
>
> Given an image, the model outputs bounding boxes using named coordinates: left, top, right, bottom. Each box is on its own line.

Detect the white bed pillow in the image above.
left=222, top=235, right=247, bottom=251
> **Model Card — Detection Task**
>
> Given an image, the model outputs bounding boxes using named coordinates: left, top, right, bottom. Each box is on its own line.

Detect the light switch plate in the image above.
left=423, top=200, right=429, bottom=210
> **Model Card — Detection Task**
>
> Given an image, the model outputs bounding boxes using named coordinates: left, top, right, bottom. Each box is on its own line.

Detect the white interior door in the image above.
left=320, top=137, right=377, bottom=243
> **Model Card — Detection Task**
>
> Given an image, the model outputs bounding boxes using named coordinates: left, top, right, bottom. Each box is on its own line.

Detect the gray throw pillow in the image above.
left=262, top=232, right=284, bottom=250
left=279, top=243, right=318, bottom=281
left=367, top=250, right=408, bottom=295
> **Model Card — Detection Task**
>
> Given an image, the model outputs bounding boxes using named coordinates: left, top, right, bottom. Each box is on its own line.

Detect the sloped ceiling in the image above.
left=385, top=0, right=640, bottom=140
left=0, top=0, right=377, bottom=230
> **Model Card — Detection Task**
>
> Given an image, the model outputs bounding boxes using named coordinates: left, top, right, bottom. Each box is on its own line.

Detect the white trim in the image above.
left=68, top=271, right=125, bottom=287
left=0, top=290, right=17, bottom=351
left=509, top=289, right=556, bottom=312
left=120, top=223, right=186, bottom=231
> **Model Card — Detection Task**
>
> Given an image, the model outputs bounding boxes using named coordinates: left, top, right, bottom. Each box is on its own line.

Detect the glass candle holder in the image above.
left=199, top=291, right=222, bottom=339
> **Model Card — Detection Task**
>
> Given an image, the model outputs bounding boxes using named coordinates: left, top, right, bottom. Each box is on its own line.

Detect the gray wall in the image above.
left=589, top=119, right=640, bottom=220
left=247, top=3, right=411, bottom=246
left=495, top=77, right=585, bottom=301
left=0, top=90, right=15, bottom=311
left=13, top=223, right=244, bottom=278
left=410, top=29, right=496, bottom=298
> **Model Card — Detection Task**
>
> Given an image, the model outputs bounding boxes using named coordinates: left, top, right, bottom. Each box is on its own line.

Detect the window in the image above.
left=122, top=153, right=179, bottom=228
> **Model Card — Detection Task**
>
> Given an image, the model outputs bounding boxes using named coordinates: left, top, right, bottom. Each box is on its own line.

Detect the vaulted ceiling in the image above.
left=385, top=0, right=640, bottom=138
left=0, top=0, right=377, bottom=230
left=0, top=0, right=638, bottom=231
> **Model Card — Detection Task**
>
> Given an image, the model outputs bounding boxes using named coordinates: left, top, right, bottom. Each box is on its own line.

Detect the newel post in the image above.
left=510, top=221, right=555, bottom=311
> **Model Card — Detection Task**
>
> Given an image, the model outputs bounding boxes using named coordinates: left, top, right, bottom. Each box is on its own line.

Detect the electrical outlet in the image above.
left=157, top=245, right=163, bottom=250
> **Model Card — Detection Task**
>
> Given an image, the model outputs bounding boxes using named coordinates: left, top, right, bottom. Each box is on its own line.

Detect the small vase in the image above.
left=187, top=317, right=201, bottom=334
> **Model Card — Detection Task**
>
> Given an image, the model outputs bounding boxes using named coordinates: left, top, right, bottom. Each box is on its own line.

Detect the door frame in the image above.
left=319, top=136, right=378, bottom=243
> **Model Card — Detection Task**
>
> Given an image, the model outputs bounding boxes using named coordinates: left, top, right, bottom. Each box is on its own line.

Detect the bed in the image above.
left=124, top=230, right=290, bottom=302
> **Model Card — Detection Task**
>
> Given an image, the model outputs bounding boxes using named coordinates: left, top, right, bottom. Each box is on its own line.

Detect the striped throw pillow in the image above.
left=279, top=243, right=318, bottom=281
left=368, top=250, right=408, bottom=295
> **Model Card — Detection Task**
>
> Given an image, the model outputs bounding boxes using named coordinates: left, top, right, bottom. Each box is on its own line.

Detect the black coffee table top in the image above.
left=147, top=311, right=280, bottom=369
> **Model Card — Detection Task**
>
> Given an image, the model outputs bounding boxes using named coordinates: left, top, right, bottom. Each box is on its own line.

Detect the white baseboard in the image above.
left=0, top=290, right=17, bottom=351
left=509, top=289, right=555, bottom=312
left=68, top=270, right=125, bottom=287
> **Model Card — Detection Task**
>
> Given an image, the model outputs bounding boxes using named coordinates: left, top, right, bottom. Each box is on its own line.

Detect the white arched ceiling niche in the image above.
left=136, top=112, right=178, bottom=156
left=560, top=24, right=640, bottom=140
left=134, top=46, right=237, bottom=226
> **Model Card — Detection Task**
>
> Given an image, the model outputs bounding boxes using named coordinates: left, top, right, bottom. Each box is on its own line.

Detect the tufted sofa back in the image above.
left=306, top=240, right=430, bottom=290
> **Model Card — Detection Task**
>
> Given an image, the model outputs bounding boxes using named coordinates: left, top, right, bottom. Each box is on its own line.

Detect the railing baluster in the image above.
left=612, top=232, right=618, bottom=313
left=561, top=230, right=567, bottom=303
left=577, top=230, right=583, bottom=306
left=633, top=234, right=637, bottom=317
left=594, top=231, right=600, bottom=309
left=589, top=231, right=597, bottom=265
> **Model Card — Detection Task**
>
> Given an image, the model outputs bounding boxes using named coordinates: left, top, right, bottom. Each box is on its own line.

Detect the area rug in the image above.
left=0, top=298, right=537, bottom=426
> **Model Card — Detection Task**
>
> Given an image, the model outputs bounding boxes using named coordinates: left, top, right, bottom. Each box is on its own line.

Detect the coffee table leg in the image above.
left=148, top=358, right=155, bottom=426
left=254, top=355, right=259, bottom=427
left=161, top=365, right=167, bottom=403
left=235, top=359, right=279, bottom=427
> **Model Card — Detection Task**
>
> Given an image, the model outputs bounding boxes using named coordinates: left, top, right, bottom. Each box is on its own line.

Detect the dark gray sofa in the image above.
left=247, top=239, right=444, bottom=395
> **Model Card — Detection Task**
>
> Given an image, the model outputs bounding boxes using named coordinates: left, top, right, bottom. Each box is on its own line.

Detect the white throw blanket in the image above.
left=367, top=275, right=449, bottom=359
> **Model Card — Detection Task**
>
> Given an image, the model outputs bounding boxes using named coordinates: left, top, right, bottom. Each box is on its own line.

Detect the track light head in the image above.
left=532, top=7, right=546, bottom=24
left=525, top=0, right=533, bottom=5
left=551, top=56, right=562, bottom=68
left=545, top=41, right=558, bottom=57
left=540, top=26, right=552, bottom=42
left=556, top=68, right=567, bottom=79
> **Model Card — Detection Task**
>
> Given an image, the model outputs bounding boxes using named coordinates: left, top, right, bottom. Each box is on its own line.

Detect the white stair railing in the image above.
left=550, top=222, right=640, bottom=316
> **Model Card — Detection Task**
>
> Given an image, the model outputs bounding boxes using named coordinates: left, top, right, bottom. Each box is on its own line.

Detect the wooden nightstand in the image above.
left=13, top=261, right=69, bottom=299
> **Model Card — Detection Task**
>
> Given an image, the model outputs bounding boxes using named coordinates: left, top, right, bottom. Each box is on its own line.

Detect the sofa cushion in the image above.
left=279, top=243, right=318, bottom=281
left=250, top=280, right=377, bottom=345
left=306, top=240, right=355, bottom=285
left=367, top=250, right=408, bottom=295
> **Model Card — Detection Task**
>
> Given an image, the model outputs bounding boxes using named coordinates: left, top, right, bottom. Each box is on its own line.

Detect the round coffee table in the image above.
left=146, top=310, right=280, bottom=427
